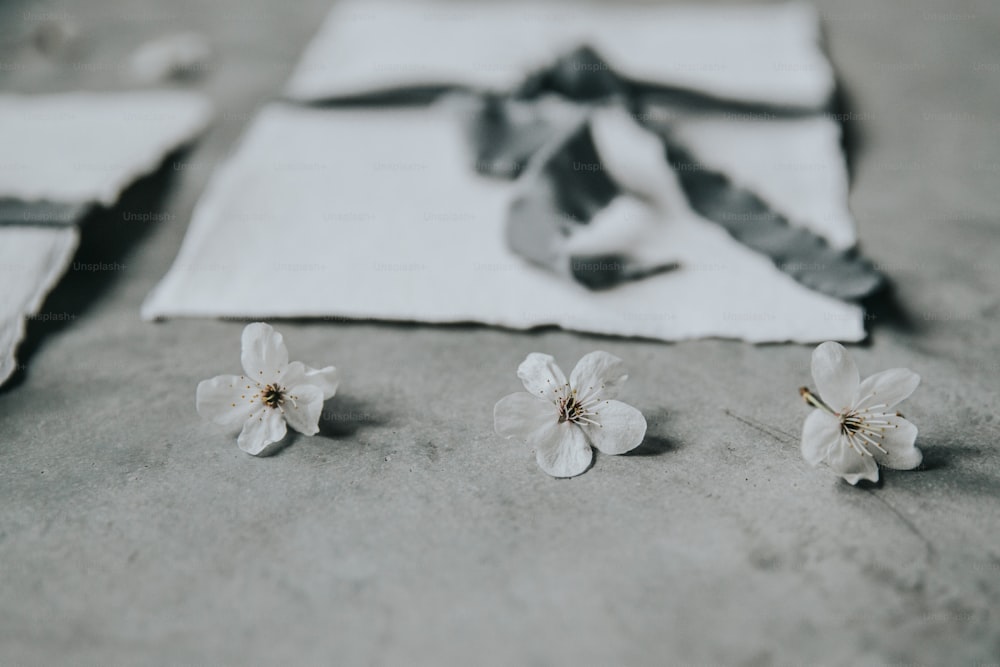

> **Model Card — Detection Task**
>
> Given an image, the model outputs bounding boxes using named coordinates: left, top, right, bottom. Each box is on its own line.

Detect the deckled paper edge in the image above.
left=0, top=228, right=79, bottom=386
left=0, top=91, right=214, bottom=212
left=141, top=105, right=867, bottom=344
left=1, top=92, right=212, bottom=385
left=137, top=301, right=866, bottom=344
left=89, top=92, right=213, bottom=207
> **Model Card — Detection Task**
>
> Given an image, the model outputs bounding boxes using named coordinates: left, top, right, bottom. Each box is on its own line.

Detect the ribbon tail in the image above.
left=662, top=138, right=883, bottom=300
left=463, top=44, right=884, bottom=300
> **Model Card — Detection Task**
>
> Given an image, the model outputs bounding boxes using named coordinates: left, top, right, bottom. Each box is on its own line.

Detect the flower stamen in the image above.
left=845, top=431, right=874, bottom=457
left=556, top=388, right=602, bottom=427
left=261, top=383, right=286, bottom=409
left=839, top=406, right=893, bottom=456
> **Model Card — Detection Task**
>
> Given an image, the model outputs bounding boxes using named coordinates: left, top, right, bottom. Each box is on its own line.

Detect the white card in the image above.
left=0, top=91, right=212, bottom=386
left=0, top=227, right=78, bottom=384
left=287, top=0, right=835, bottom=109
left=143, top=104, right=864, bottom=343
left=0, top=91, right=211, bottom=208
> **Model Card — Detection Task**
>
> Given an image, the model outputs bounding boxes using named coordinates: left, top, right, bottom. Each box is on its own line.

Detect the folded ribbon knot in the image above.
left=464, top=46, right=884, bottom=300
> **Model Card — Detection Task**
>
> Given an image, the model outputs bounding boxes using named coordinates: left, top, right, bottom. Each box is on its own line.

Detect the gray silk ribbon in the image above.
left=462, top=46, right=883, bottom=300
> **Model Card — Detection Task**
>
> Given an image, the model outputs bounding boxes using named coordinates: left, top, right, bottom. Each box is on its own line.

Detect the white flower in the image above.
left=799, top=341, right=921, bottom=485
left=494, top=351, right=647, bottom=477
left=196, top=322, right=338, bottom=456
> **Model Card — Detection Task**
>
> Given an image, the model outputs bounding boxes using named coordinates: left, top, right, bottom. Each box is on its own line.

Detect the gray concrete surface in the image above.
left=1, top=0, right=999, bottom=664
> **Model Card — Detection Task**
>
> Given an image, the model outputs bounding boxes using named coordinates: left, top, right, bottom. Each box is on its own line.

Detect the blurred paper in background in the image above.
left=144, top=0, right=869, bottom=343
left=0, top=91, right=210, bottom=385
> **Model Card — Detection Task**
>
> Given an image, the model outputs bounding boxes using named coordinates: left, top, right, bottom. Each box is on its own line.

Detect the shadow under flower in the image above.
left=263, top=395, right=389, bottom=458
left=625, top=410, right=679, bottom=457
left=626, top=434, right=678, bottom=457
left=317, top=394, right=389, bottom=438
left=894, top=442, right=999, bottom=498
left=828, top=441, right=997, bottom=498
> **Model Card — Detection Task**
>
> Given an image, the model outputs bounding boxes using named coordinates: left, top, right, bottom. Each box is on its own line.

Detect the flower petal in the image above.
left=517, top=353, right=568, bottom=402
left=825, top=436, right=879, bottom=485
left=283, top=361, right=339, bottom=400
left=801, top=409, right=841, bottom=466
left=241, top=322, right=289, bottom=383
left=578, top=399, right=646, bottom=455
left=196, top=374, right=251, bottom=428
left=811, top=341, right=860, bottom=412
left=873, top=415, right=922, bottom=470
left=569, top=351, right=628, bottom=403
left=856, top=368, right=920, bottom=411
left=282, top=384, right=325, bottom=436
left=535, top=422, right=593, bottom=478
left=494, top=392, right=556, bottom=441
left=237, top=407, right=287, bottom=456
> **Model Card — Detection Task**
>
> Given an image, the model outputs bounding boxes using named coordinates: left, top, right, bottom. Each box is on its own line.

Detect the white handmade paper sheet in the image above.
left=0, top=91, right=211, bottom=208
left=143, top=104, right=864, bottom=343
left=0, top=227, right=78, bottom=383
left=286, top=0, right=835, bottom=109
left=0, top=91, right=212, bottom=386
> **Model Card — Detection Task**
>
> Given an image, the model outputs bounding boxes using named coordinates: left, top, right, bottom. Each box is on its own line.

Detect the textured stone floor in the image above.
left=1, top=0, right=998, bottom=664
